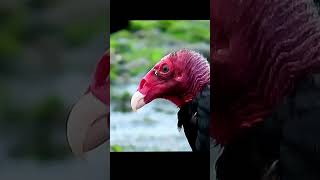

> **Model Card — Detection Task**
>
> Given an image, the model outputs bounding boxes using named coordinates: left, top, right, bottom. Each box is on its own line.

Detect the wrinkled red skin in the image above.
left=85, top=51, right=110, bottom=127
left=211, top=0, right=320, bottom=144
left=137, top=50, right=210, bottom=108
left=138, top=54, right=189, bottom=108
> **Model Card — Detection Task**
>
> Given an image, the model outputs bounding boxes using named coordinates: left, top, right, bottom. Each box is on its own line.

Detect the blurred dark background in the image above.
left=0, top=0, right=108, bottom=179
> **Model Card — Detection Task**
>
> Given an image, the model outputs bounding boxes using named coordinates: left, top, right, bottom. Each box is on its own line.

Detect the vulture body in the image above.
left=212, top=0, right=320, bottom=179
left=178, top=85, right=210, bottom=151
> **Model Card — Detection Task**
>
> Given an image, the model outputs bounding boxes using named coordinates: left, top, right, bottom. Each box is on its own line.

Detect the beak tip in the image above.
left=130, top=99, right=136, bottom=112
left=130, top=91, right=146, bottom=112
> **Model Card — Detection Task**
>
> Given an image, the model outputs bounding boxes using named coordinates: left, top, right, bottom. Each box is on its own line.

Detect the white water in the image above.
left=110, top=83, right=191, bottom=151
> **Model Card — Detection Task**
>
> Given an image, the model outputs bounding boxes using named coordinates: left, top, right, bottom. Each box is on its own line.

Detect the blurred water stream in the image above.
left=110, top=82, right=191, bottom=151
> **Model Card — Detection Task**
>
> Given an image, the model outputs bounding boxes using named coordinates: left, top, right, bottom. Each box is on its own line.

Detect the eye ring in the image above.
left=162, top=65, right=169, bottom=73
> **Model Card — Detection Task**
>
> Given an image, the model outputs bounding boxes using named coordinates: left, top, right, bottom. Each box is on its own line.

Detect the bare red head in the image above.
left=67, top=51, right=110, bottom=156
left=86, top=51, right=110, bottom=105
left=131, top=49, right=210, bottom=111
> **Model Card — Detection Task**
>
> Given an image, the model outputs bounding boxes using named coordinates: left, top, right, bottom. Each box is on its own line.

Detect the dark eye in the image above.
left=162, top=65, right=169, bottom=73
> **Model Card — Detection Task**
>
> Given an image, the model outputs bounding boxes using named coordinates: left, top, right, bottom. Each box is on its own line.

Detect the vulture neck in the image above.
left=179, top=69, right=210, bottom=107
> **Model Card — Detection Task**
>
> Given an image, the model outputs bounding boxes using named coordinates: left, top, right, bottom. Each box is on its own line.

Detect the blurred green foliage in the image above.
left=0, top=0, right=106, bottom=161
left=111, top=144, right=123, bottom=152
left=63, top=16, right=106, bottom=47
left=25, top=0, right=60, bottom=10
left=112, top=91, right=132, bottom=112
left=0, top=6, right=27, bottom=73
left=110, top=20, right=210, bottom=83
left=0, top=0, right=105, bottom=70
left=129, top=20, right=210, bottom=43
left=111, top=144, right=136, bottom=152
left=3, top=95, right=69, bottom=161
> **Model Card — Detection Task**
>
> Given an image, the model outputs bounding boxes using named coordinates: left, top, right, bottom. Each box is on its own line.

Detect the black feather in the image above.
left=280, top=73, right=320, bottom=180
left=215, top=73, right=320, bottom=180
left=215, top=112, right=281, bottom=180
left=177, top=85, right=210, bottom=152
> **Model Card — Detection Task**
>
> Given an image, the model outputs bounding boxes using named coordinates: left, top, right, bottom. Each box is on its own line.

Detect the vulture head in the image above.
left=66, top=51, right=109, bottom=156
left=131, top=49, right=210, bottom=111
left=211, top=0, right=320, bottom=144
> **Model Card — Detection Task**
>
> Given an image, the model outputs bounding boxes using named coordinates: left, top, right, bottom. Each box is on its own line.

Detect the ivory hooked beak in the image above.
left=130, top=91, right=146, bottom=112
left=67, top=92, right=109, bottom=157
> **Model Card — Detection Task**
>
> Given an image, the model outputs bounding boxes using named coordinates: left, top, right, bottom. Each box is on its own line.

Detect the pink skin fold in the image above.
left=67, top=51, right=110, bottom=156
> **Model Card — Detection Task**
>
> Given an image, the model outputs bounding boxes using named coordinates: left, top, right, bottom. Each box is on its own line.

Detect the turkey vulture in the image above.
left=130, top=49, right=210, bottom=151
left=212, top=0, right=320, bottom=179
left=67, top=51, right=109, bottom=156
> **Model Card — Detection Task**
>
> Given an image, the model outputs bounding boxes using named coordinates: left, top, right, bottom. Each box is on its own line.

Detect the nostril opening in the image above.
left=139, top=79, right=146, bottom=89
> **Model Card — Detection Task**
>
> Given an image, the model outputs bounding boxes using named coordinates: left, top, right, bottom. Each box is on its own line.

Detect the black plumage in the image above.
left=177, top=85, right=210, bottom=152
left=214, top=73, right=320, bottom=180
left=215, top=108, right=281, bottom=180
left=280, top=73, right=320, bottom=180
